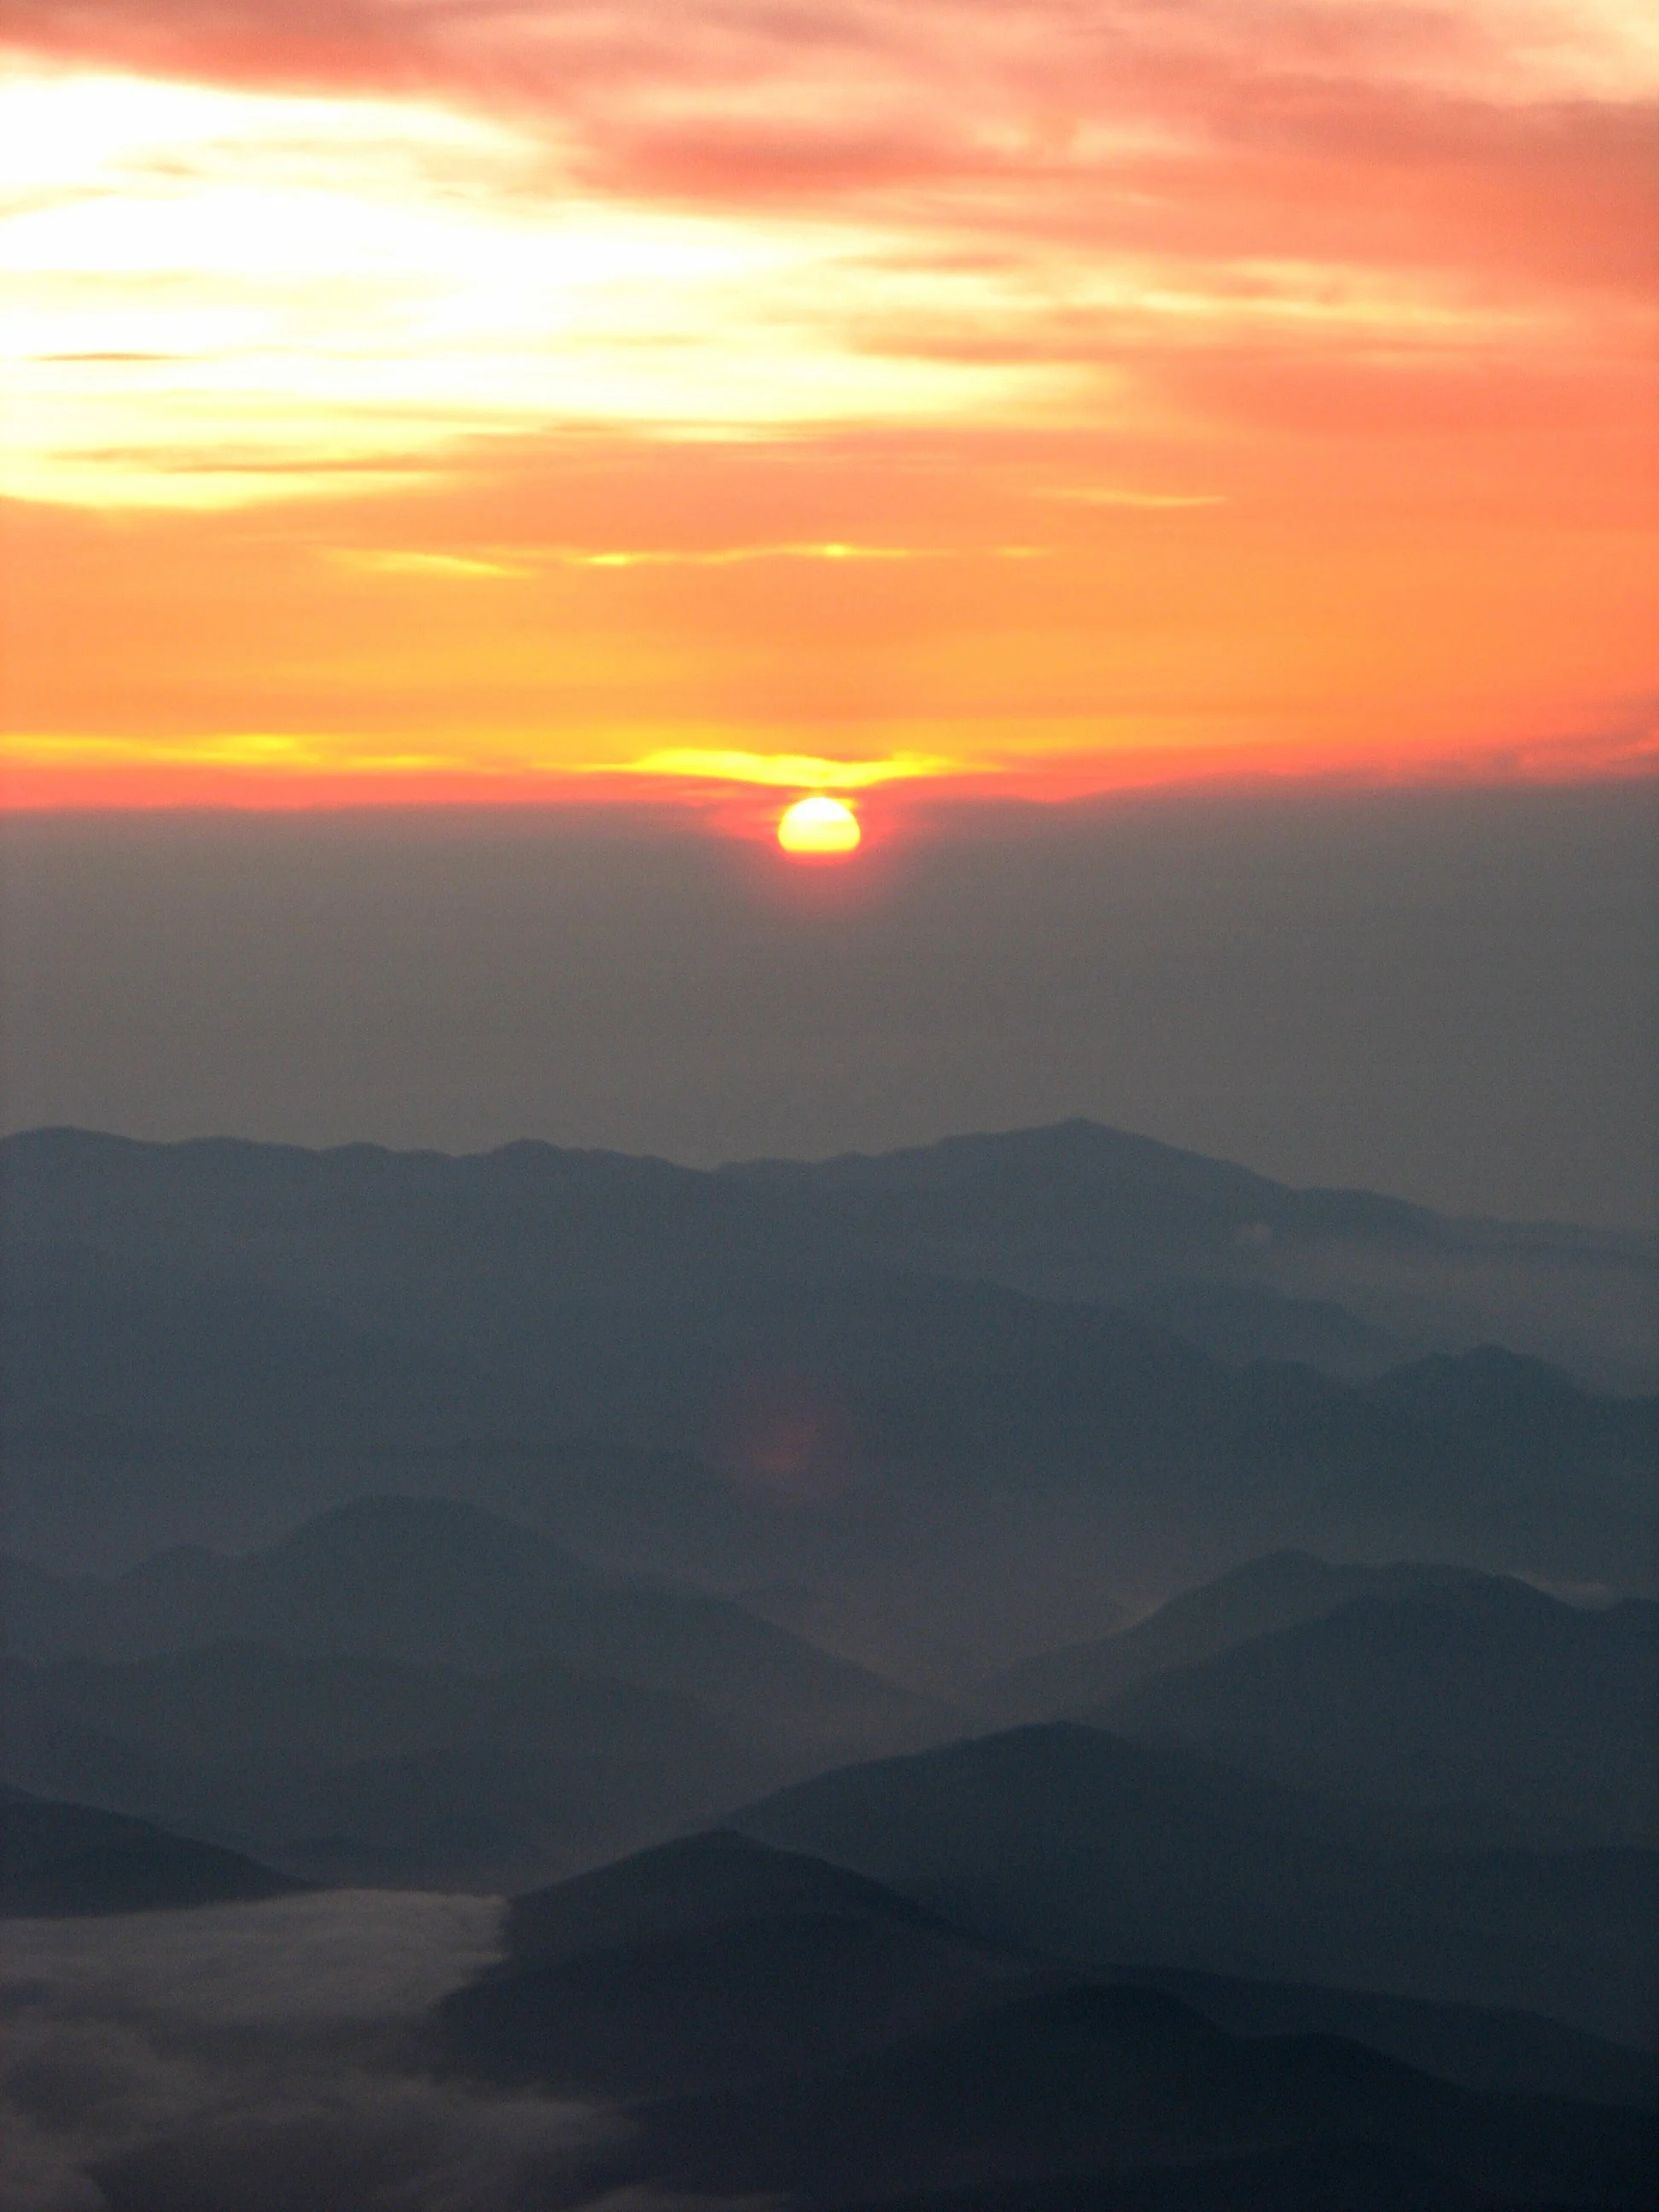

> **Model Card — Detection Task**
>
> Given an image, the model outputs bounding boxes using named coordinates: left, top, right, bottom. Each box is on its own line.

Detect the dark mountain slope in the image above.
left=1, top=1495, right=964, bottom=1887
left=979, top=1551, right=1487, bottom=1720
left=734, top=1725, right=1659, bottom=2047
left=1, top=1239, right=496, bottom=1458
left=6, top=1237, right=1645, bottom=1652
left=2, top=1652, right=776, bottom=1892
left=0, top=1789, right=310, bottom=1916
left=5, top=1637, right=762, bottom=1778
left=607, top=1982, right=1657, bottom=2206
left=824, top=2142, right=1623, bottom=2212
left=500, top=1825, right=958, bottom=1963
left=1368, top=1348, right=1657, bottom=1515
left=1128, top=1276, right=1400, bottom=1377
left=1093, top=1580, right=1659, bottom=1843
left=1112, top=1962, right=1658, bottom=2111
left=443, top=1831, right=1034, bottom=2099
left=445, top=1825, right=1659, bottom=2115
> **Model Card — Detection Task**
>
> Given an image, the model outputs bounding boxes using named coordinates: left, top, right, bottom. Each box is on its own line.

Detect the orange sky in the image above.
left=3, top=0, right=1656, bottom=814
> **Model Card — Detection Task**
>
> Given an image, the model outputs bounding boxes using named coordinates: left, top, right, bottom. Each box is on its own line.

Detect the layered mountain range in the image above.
left=3, top=1123, right=1652, bottom=1680
left=3, top=1122, right=1654, bottom=2208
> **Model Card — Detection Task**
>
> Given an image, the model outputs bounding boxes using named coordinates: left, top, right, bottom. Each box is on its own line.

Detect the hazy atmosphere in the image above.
left=3, top=0, right=1656, bottom=2208
left=5, top=779, right=1656, bottom=1230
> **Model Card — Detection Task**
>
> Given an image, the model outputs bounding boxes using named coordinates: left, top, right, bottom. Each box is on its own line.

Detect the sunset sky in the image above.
left=3, top=0, right=1656, bottom=816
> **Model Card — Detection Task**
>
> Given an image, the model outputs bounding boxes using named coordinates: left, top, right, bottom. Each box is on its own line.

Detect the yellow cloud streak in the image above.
left=330, top=551, right=535, bottom=582
left=616, top=750, right=963, bottom=789
left=1037, top=488, right=1228, bottom=509
left=0, top=733, right=967, bottom=792
left=0, top=731, right=466, bottom=775
left=333, top=543, right=1046, bottom=578
left=549, top=544, right=937, bottom=569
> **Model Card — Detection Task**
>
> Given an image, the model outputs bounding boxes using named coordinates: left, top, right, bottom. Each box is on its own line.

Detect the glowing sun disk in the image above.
left=778, top=795, right=862, bottom=856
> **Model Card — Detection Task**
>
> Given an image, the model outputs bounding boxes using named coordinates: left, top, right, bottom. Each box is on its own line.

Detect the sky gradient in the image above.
left=3, top=0, right=1656, bottom=812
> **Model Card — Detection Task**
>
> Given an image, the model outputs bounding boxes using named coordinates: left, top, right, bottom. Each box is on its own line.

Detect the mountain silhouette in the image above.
left=1, top=1787, right=310, bottom=1916
left=733, top=1723, right=1658, bottom=2048
left=442, top=1830, right=1035, bottom=2098
left=5, top=1128, right=1651, bottom=1683
left=1091, top=1577, right=1658, bottom=1844
left=4, top=1497, right=953, bottom=1885
left=595, top=1981, right=1656, bottom=2205
left=978, top=1551, right=1488, bottom=1719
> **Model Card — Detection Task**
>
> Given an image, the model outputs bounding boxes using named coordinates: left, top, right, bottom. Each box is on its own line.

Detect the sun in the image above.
left=777, top=795, right=862, bottom=857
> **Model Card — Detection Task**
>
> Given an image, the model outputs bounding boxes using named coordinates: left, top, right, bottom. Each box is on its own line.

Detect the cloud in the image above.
left=6, top=2, right=1653, bottom=512
left=334, top=542, right=1042, bottom=579
left=332, top=552, right=535, bottom=582
left=619, top=748, right=959, bottom=789
left=0, top=1892, right=627, bottom=2212
left=3, top=2, right=1651, bottom=795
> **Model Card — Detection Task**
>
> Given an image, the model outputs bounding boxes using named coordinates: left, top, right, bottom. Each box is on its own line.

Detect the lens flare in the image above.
left=777, top=795, right=862, bottom=856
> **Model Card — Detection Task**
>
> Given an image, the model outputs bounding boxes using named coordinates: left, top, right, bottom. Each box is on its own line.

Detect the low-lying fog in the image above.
left=0, top=1893, right=661, bottom=2212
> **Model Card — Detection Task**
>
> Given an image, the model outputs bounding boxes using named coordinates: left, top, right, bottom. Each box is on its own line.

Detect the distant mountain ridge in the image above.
left=3, top=1493, right=936, bottom=1738
left=4, top=1126, right=1652, bottom=1670
left=721, top=1117, right=1657, bottom=1387
left=978, top=1552, right=1658, bottom=1846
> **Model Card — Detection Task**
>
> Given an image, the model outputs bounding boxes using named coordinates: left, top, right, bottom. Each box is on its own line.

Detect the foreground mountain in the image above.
left=444, top=1826, right=1657, bottom=2112
left=442, top=1830, right=1035, bottom=2099
left=595, top=1983, right=1655, bottom=2207
left=734, top=1724, right=1658, bottom=2049
left=433, top=1829, right=1656, bottom=2207
left=0, top=1788, right=310, bottom=1916
left=1110, top=1962, right=1657, bottom=2112
left=1092, top=1578, right=1658, bottom=1846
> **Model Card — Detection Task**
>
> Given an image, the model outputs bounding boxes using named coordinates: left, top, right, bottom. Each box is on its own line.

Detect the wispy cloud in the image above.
left=3, top=0, right=1652, bottom=800
left=332, top=550, right=535, bottom=581
left=616, top=748, right=961, bottom=789
left=5, top=4, right=1652, bottom=509
left=332, top=542, right=1045, bottom=577
left=1036, top=487, right=1225, bottom=510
